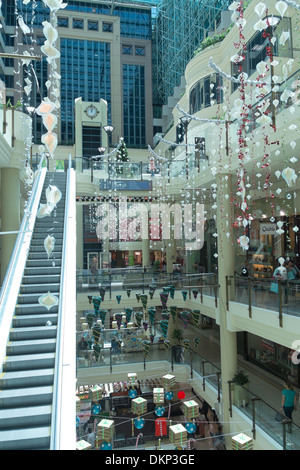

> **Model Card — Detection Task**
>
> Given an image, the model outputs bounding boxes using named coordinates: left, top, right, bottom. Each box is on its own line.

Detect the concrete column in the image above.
left=216, top=173, right=237, bottom=447
left=142, top=238, right=150, bottom=268
left=76, top=204, right=84, bottom=269
left=1, top=168, right=20, bottom=282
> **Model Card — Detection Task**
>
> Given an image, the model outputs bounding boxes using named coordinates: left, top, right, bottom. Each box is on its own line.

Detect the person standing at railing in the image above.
left=281, top=380, right=297, bottom=433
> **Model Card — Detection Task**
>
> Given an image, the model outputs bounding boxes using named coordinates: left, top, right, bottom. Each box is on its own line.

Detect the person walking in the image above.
left=281, top=380, right=297, bottom=432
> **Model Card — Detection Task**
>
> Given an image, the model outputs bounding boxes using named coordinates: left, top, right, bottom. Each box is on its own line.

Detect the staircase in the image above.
left=0, top=172, right=67, bottom=450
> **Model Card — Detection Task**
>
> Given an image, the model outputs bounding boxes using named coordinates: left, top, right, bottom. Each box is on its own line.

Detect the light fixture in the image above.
left=103, top=125, right=114, bottom=134
left=263, top=15, right=280, bottom=27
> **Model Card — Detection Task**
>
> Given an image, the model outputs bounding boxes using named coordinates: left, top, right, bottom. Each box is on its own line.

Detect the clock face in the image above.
left=85, top=105, right=98, bottom=119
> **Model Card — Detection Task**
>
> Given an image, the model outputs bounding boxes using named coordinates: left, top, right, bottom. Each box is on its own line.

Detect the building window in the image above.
left=73, top=18, right=84, bottom=29
left=135, top=46, right=145, bottom=56
left=82, top=125, right=102, bottom=170
left=60, top=38, right=111, bottom=144
left=232, top=17, right=292, bottom=91
left=57, top=17, right=69, bottom=27
left=123, top=64, right=146, bottom=147
left=189, top=73, right=223, bottom=115
left=103, top=22, right=113, bottom=33
left=88, top=20, right=99, bottom=31
left=122, top=45, right=133, bottom=55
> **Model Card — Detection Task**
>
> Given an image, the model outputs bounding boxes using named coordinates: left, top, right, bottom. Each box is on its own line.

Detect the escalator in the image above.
left=0, top=165, right=76, bottom=450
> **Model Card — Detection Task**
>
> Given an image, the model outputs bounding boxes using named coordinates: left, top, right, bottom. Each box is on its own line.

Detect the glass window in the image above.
left=189, top=74, right=223, bottom=114
left=122, top=45, right=133, bottom=55
left=73, top=18, right=84, bottom=29
left=103, top=22, right=113, bottom=33
left=58, top=17, right=69, bottom=27
left=135, top=46, right=145, bottom=56
left=123, top=64, right=146, bottom=147
left=88, top=20, right=98, bottom=31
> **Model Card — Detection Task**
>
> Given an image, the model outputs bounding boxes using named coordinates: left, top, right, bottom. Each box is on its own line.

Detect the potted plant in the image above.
left=171, top=329, right=184, bottom=363
left=232, top=369, right=249, bottom=407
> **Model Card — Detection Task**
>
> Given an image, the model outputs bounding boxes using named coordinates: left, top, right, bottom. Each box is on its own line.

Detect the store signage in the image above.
left=260, top=223, right=276, bottom=236
left=99, top=180, right=152, bottom=191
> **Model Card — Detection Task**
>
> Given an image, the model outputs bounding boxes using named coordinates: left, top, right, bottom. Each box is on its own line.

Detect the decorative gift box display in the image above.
left=97, top=419, right=114, bottom=441
left=162, top=374, right=175, bottom=391
left=89, top=385, right=103, bottom=401
left=155, top=417, right=167, bottom=436
left=131, top=397, right=147, bottom=415
left=182, top=400, right=198, bottom=420
left=153, top=388, right=165, bottom=404
left=232, top=433, right=253, bottom=451
left=169, top=423, right=187, bottom=445
left=127, top=373, right=137, bottom=386
left=76, top=440, right=92, bottom=450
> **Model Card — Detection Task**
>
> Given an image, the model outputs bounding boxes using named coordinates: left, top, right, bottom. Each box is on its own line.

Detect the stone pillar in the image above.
left=1, top=168, right=20, bottom=282
left=142, top=238, right=150, bottom=268
left=216, top=173, right=237, bottom=448
left=76, top=204, right=84, bottom=269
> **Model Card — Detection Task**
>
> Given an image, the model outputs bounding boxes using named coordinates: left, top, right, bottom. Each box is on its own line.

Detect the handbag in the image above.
left=270, top=281, right=279, bottom=294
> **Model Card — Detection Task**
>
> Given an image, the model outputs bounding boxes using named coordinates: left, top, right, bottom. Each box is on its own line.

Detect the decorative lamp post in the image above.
left=103, top=125, right=114, bottom=178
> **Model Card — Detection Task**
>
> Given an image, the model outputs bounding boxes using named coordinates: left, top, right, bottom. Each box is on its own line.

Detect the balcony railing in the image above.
left=226, top=275, right=300, bottom=326
left=76, top=317, right=300, bottom=450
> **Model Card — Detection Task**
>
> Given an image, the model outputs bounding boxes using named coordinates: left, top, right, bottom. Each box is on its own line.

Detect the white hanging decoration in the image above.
left=42, top=132, right=58, bottom=155
left=275, top=1, right=288, bottom=17
left=290, top=157, right=298, bottom=163
left=21, top=50, right=32, bottom=66
left=293, top=226, right=299, bottom=233
left=46, top=185, right=62, bottom=206
left=256, top=114, right=272, bottom=125
left=256, top=61, right=268, bottom=75
left=281, top=167, right=297, bottom=186
left=238, top=235, right=250, bottom=251
left=35, top=100, right=56, bottom=116
left=18, top=16, right=31, bottom=34
left=41, top=41, right=60, bottom=63
left=42, top=21, right=58, bottom=44
left=254, top=2, right=267, bottom=17
left=41, top=0, right=67, bottom=11
left=42, top=113, right=57, bottom=132
left=228, top=1, right=240, bottom=10
left=38, top=291, right=59, bottom=310
left=279, top=31, right=290, bottom=45
left=275, top=170, right=281, bottom=179
left=290, top=141, right=296, bottom=150
left=253, top=19, right=268, bottom=31
left=37, top=202, right=55, bottom=218
left=44, top=235, right=55, bottom=259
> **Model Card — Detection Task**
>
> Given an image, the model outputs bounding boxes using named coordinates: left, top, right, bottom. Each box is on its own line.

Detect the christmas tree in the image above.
left=116, top=138, right=129, bottom=162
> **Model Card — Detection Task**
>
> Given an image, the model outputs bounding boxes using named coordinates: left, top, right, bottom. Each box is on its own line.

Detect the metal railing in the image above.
left=50, top=155, right=77, bottom=450
left=0, top=153, right=46, bottom=369
left=226, top=275, right=300, bottom=327
left=76, top=314, right=300, bottom=450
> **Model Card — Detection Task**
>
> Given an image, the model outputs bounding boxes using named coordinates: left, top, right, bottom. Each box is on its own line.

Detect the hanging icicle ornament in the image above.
left=38, top=291, right=59, bottom=310
left=44, top=235, right=55, bottom=259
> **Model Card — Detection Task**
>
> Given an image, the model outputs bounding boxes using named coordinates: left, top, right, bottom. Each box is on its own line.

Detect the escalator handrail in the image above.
left=0, top=155, right=47, bottom=370
left=50, top=155, right=76, bottom=450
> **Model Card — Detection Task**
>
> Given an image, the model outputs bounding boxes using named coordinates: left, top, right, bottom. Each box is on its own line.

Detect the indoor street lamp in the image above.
left=103, top=125, right=114, bottom=179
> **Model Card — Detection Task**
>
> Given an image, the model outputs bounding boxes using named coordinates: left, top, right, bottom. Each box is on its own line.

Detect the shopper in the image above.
left=281, top=380, right=297, bottom=432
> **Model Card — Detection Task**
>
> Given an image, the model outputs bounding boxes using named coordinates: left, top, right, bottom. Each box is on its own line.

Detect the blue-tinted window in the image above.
left=189, top=74, right=223, bottom=115
left=60, top=38, right=111, bottom=144
left=123, top=64, right=145, bottom=147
